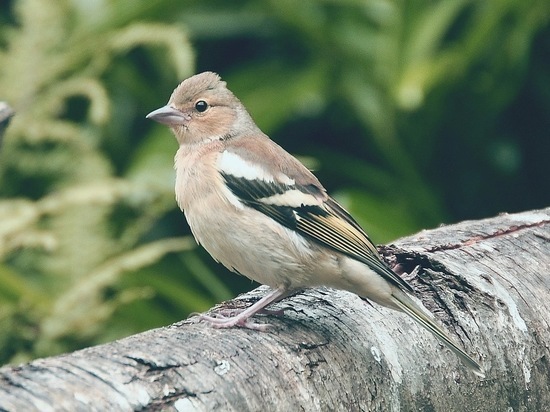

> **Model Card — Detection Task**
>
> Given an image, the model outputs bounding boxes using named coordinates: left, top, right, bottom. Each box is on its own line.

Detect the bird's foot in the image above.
left=196, top=312, right=271, bottom=331
left=190, top=287, right=291, bottom=331
left=193, top=306, right=288, bottom=331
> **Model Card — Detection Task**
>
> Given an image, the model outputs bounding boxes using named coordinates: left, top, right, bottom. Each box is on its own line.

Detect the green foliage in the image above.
left=0, top=0, right=223, bottom=364
left=0, top=0, right=548, bottom=364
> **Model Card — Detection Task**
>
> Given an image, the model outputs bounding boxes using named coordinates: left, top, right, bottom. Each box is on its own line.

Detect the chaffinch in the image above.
left=147, top=71, right=484, bottom=377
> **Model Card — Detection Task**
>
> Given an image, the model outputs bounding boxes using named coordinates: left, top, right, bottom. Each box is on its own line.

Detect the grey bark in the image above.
left=0, top=208, right=549, bottom=412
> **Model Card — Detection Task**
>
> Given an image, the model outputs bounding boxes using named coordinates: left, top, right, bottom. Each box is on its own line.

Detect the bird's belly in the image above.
left=184, top=199, right=334, bottom=289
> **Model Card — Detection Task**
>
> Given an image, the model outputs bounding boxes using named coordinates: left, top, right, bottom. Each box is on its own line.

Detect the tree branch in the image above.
left=0, top=102, right=14, bottom=150
left=1, top=208, right=549, bottom=411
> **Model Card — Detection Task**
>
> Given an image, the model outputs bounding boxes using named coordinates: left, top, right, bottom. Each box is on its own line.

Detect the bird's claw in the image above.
left=196, top=313, right=272, bottom=331
left=189, top=303, right=287, bottom=331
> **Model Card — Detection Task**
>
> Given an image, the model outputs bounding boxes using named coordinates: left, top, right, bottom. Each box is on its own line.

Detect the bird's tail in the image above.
left=391, top=291, right=485, bottom=377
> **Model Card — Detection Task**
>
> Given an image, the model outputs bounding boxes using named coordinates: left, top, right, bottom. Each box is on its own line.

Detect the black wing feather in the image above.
left=221, top=173, right=413, bottom=293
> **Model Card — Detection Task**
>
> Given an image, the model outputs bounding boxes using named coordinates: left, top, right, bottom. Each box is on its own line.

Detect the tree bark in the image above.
left=0, top=208, right=548, bottom=411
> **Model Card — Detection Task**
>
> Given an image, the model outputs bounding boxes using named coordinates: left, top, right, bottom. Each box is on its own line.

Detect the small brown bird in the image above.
left=147, top=71, right=484, bottom=376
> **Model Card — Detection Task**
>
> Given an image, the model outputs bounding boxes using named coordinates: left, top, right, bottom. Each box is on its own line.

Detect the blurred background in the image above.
left=0, top=0, right=548, bottom=365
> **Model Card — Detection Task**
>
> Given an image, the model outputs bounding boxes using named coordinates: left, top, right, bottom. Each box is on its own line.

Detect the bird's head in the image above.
left=147, top=71, right=255, bottom=145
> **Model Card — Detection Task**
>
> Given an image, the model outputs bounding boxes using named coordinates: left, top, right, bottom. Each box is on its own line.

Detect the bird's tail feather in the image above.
left=391, top=292, right=485, bottom=377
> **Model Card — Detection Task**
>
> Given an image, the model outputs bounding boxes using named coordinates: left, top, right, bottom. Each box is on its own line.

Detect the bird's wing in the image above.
left=220, top=170, right=414, bottom=293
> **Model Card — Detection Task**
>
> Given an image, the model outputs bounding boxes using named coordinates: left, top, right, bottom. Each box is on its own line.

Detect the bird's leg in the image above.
left=213, top=307, right=287, bottom=318
left=197, top=287, right=291, bottom=331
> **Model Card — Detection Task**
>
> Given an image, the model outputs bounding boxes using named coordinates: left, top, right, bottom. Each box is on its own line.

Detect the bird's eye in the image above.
left=195, top=100, right=209, bottom=113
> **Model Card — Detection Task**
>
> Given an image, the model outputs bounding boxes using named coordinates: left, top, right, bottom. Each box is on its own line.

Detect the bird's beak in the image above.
left=146, top=105, right=189, bottom=126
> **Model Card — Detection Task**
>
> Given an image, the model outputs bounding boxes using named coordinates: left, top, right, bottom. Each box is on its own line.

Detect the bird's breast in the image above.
left=174, top=145, right=339, bottom=288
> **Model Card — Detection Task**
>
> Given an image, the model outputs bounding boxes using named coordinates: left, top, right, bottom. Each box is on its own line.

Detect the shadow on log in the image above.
left=0, top=208, right=549, bottom=411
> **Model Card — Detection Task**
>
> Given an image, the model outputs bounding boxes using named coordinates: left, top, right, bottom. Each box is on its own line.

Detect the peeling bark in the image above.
left=0, top=208, right=548, bottom=411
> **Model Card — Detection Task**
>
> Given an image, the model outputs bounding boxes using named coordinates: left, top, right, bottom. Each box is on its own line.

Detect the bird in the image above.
left=146, top=71, right=484, bottom=377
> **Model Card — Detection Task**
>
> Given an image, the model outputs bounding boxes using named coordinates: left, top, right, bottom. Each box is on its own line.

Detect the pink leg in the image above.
left=197, top=287, right=290, bottom=331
